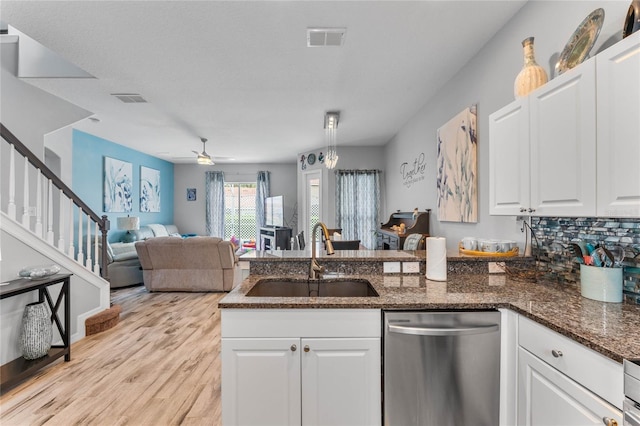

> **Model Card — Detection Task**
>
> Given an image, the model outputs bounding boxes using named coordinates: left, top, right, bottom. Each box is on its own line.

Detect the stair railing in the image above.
left=1, top=123, right=110, bottom=279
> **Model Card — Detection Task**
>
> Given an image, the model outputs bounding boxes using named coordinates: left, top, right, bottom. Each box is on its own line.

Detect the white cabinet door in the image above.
left=529, top=58, right=597, bottom=217
left=222, top=338, right=301, bottom=426
left=489, top=98, right=530, bottom=215
left=301, top=338, right=381, bottom=426
left=517, top=347, right=622, bottom=426
left=596, top=31, right=640, bottom=217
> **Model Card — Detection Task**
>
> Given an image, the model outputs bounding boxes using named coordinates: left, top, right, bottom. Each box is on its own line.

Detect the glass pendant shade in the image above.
left=324, top=112, right=340, bottom=169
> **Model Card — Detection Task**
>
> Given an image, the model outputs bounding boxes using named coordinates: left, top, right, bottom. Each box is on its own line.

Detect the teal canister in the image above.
left=579, top=265, right=623, bottom=303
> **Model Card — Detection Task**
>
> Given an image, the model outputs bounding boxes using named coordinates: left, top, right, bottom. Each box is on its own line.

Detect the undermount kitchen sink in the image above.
left=246, top=278, right=379, bottom=297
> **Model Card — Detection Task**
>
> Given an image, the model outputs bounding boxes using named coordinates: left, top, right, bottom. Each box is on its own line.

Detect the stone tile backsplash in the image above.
left=531, top=217, right=640, bottom=304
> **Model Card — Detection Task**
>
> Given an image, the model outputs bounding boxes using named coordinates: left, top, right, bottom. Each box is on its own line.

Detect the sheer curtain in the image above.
left=335, top=170, right=380, bottom=249
left=255, top=171, right=270, bottom=248
left=205, top=171, right=225, bottom=237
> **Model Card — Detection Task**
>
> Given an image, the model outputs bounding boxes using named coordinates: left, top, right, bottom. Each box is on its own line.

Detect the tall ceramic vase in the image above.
left=20, top=302, right=52, bottom=360
left=514, top=37, right=548, bottom=99
left=623, top=0, right=640, bottom=38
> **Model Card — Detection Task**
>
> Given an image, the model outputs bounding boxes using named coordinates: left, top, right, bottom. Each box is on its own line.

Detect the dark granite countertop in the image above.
left=219, top=272, right=640, bottom=363
left=240, top=249, right=523, bottom=262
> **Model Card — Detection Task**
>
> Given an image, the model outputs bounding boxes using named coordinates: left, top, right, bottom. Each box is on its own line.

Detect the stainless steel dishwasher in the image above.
left=383, top=310, right=501, bottom=426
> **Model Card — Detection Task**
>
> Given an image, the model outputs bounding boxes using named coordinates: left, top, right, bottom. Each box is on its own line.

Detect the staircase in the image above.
left=1, top=124, right=113, bottom=363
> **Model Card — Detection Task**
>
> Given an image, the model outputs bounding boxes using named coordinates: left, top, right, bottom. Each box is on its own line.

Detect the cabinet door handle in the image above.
left=520, top=208, right=527, bottom=212
left=290, top=344, right=297, bottom=352
left=602, top=417, right=618, bottom=426
left=304, top=345, right=310, bottom=352
left=551, top=349, right=563, bottom=358
left=528, top=208, right=536, bottom=213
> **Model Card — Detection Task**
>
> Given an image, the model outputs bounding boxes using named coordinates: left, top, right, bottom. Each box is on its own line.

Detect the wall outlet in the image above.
left=488, top=262, right=505, bottom=274
left=383, top=262, right=401, bottom=273
left=402, top=262, right=420, bottom=273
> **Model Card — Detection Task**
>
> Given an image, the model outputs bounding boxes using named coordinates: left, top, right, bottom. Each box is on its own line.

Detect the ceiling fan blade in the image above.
left=192, top=150, right=200, bottom=155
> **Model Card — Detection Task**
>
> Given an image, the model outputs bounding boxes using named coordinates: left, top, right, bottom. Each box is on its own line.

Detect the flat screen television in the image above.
left=265, top=195, right=284, bottom=227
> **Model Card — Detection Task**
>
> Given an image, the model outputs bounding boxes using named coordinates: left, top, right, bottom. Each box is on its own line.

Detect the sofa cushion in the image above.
left=148, top=224, right=169, bottom=237
left=110, top=242, right=138, bottom=261
left=133, top=226, right=156, bottom=241
left=165, top=224, right=179, bottom=235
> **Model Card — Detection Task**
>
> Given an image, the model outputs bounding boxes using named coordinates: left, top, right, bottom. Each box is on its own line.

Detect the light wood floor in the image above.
left=0, top=286, right=225, bottom=426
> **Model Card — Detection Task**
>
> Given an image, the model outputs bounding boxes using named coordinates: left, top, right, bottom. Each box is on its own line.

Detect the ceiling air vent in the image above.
left=307, top=28, right=346, bottom=47
left=112, top=93, right=147, bottom=103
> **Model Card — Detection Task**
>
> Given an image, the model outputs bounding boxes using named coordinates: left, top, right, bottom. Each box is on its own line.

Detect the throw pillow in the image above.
left=148, top=224, right=169, bottom=237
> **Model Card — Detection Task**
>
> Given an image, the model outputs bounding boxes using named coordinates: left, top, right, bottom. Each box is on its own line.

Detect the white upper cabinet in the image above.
left=529, top=58, right=597, bottom=216
left=596, top=31, right=640, bottom=217
left=489, top=99, right=530, bottom=216
left=489, top=59, right=596, bottom=217
left=491, top=32, right=640, bottom=217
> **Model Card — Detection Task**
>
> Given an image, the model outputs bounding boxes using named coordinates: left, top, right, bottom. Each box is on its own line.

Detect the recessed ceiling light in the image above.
left=307, top=28, right=346, bottom=47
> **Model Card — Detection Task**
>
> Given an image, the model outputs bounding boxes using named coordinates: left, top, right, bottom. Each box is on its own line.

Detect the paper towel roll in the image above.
left=426, top=237, right=447, bottom=281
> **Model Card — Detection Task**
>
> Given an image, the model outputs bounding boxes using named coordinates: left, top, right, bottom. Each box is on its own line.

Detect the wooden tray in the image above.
left=458, top=243, right=519, bottom=257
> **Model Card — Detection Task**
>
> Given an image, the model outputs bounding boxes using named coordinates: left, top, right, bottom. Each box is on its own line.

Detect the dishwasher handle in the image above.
left=388, top=323, right=499, bottom=336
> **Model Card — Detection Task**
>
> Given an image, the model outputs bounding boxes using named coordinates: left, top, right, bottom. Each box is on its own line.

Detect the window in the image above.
left=336, top=170, right=380, bottom=249
left=224, top=183, right=257, bottom=242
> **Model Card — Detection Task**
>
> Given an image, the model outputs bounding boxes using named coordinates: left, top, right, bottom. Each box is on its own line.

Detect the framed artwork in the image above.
left=140, top=166, right=161, bottom=212
left=436, top=104, right=478, bottom=223
left=187, top=188, right=197, bottom=201
left=103, top=156, right=133, bottom=212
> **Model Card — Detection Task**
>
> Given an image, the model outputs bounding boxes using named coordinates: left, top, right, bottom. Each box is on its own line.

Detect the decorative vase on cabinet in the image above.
left=20, top=301, right=53, bottom=360
left=514, top=37, right=548, bottom=98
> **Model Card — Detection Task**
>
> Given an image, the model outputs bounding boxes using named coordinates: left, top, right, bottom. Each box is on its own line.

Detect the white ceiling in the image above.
left=1, top=1, right=526, bottom=164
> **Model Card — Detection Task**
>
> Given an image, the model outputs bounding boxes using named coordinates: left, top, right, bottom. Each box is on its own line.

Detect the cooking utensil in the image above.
left=567, top=243, right=585, bottom=263
left=606, top=245, right=625, bottom=267
left=601, top=247, right=615, bottom=267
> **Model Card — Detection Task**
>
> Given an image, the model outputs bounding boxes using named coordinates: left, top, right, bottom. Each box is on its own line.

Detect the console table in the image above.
left=0, top=273, right=72, bottom=391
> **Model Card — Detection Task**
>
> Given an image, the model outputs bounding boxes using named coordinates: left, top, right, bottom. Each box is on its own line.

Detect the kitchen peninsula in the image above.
left=219, top=250, right=639, bottom=425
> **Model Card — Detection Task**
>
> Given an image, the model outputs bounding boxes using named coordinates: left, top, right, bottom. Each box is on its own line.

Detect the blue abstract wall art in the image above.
left=104, top=156, right=133, bottom=212
left=436, top=104, right=478, bottom=223
left=140, top=166, right=161, bottom=212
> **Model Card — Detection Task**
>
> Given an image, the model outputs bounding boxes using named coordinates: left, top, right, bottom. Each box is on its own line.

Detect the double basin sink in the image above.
left=247, top=278, right=379, bottom=298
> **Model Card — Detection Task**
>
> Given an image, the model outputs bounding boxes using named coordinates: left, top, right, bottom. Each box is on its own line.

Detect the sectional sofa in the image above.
left=99, top=224, right=181, bottom=288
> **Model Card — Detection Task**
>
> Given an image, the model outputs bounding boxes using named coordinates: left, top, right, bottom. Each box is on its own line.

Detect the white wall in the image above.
left=173, top=163, right=298, bottom=236
left=296, top=145, right=386, bottom=233
left=384, top=0, right=629, bottom=251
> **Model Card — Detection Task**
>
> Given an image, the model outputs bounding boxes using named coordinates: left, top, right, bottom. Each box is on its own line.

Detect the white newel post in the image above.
left=58, top=189, right=66, bottom=251
left=94, top=222, right=100, bottom=274
left=22, top=157, right=29, bottom=228
left=67, top=198, right=74, bottom=258
left=46, top=180, right=54, bottom=244
left=8, top=144, right=16, bottom=220
left=77, top=206, right=84, bottom=265
left=86, top=214, right=92, bottom=269
left=35, top=169, right=43, bottom=238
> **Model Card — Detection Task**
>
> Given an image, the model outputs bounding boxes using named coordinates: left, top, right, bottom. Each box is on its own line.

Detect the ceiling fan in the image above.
left=193, top=137, right=214, bottom=165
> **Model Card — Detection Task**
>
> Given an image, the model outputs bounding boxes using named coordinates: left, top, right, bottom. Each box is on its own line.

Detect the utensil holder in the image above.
left=579, top=265, right=623, bottom=303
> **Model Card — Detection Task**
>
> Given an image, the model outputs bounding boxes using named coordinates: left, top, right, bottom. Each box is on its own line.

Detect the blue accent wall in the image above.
left=72, top=129, right=174, bottom=242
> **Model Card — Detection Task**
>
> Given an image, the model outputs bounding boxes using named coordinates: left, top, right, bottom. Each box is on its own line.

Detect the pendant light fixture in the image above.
left=324, top=111, right=340, bottom=169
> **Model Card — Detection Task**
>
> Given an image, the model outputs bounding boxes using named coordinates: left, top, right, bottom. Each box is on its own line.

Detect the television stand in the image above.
left=260, top=227, right=292, bottom=250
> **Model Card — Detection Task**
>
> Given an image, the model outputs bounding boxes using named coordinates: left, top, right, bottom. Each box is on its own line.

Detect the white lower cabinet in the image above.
left=517, top=316, right=623, bottom=426
left=221, top=309, right=381, bottom=426
left=222, top=338, right=301, bottom=426
left=518, top=348, right=621, bottom=426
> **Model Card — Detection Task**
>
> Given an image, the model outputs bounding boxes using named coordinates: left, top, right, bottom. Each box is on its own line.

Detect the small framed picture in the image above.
left=187, top=188, right=197, bottom=201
